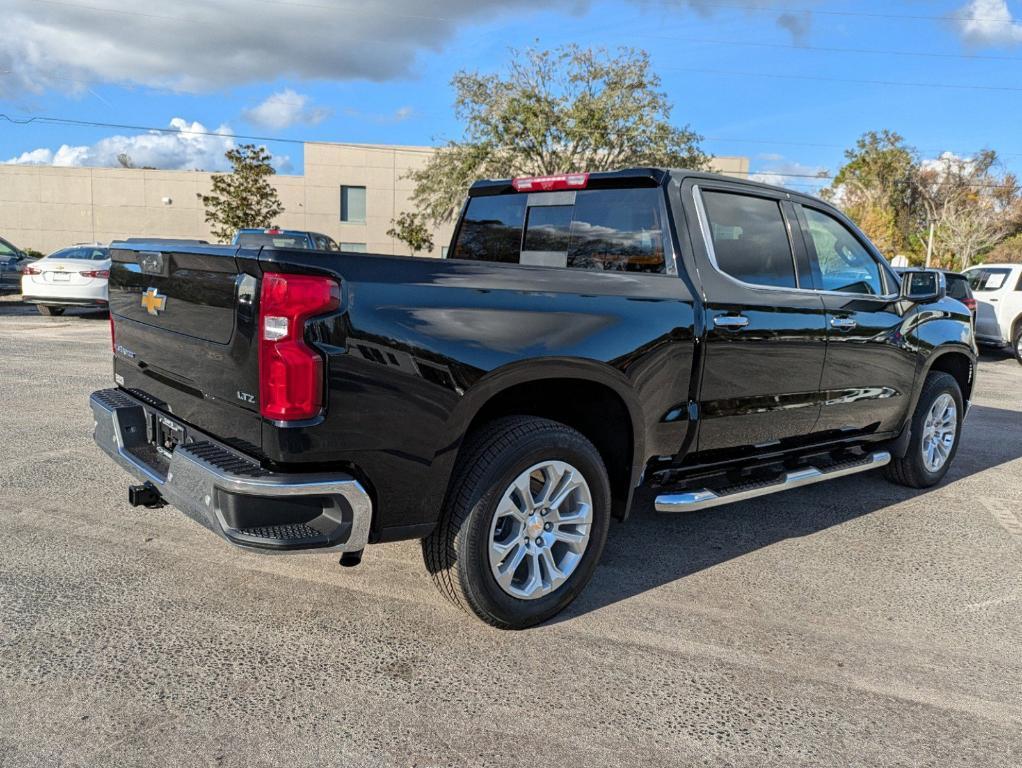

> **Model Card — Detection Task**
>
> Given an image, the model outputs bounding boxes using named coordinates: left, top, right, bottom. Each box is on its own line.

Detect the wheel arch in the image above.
left=445, top=360, right=646, bottom=521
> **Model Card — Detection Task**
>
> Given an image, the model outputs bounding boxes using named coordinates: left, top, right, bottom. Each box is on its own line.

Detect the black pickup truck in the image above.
left=91, top=169, right=976, bottom=628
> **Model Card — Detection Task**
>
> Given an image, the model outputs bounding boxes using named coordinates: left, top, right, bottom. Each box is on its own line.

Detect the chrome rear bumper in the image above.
left=90, top=388, right=372, bottom=553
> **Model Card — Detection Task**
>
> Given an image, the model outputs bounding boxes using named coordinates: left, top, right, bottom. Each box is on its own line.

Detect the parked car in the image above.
left=91, top=169, right=975, bottom=628
left=896, top=267, right=976, bottom=320
left=233, top=228, right=340, bottom=251
left=0, top=236, right=36, bottom=292
left=21, top=244, right=110, bottom=315
left=962, top=263, right=1022, bottom=363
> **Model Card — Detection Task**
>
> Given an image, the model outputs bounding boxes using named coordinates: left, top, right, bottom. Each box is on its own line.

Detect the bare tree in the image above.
left=921, top=152, right=1022, bottom=269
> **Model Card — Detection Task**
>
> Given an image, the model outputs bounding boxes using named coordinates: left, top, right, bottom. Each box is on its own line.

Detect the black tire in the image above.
left=36, top=305, right=64, bottom=316
left=884, top=371, right=963, bottom=489
left=422, top=416, right=611, bottom=629
left=1012, top=324, right=1022, bottom=365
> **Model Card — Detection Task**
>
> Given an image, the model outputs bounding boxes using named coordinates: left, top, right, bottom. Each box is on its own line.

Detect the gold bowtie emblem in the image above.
left=141, top=287, right=167, bottom=316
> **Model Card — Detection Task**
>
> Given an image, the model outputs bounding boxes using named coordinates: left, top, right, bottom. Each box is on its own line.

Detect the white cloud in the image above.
left=750, top=158, right=829, bottom=191
left=4, top=118, right=243, bottom=171
left=0, top=0, right=818, bottom=96
left=242, top=90, right=330, bottom=130
left=952, top=0, right=1022, bottom=46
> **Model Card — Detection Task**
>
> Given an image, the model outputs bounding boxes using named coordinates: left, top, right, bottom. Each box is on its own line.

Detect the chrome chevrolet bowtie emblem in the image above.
left=141, top=287, right=167, bottom=316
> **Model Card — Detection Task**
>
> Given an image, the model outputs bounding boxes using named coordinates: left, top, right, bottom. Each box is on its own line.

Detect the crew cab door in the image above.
left=793, top=203, right=917, bottom=437
left=684, top=182, right=828, bottom=452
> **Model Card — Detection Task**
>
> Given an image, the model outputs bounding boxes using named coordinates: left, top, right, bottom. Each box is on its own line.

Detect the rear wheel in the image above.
left=36, top=305, right=64, bottom=316
left=1013, top=324, right=1022, bottom=365
left=423, top=416, right=611, bottom=629
left=884, top=371, right=963, bottom=488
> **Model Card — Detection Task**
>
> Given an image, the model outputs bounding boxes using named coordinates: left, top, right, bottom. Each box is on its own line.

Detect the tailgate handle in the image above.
left=713, top=314, right=749, bottom=329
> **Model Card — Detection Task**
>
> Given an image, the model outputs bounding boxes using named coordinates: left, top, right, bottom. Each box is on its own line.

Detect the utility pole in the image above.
left=925, top=220, right=935, bottom=268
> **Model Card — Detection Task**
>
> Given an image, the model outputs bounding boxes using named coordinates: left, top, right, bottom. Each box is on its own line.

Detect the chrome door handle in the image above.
left=830, top=316, right=857, bottom=330
left=713, top=314, right=749, bottom=329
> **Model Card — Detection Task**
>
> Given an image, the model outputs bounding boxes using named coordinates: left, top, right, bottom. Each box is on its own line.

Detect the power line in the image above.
left=666, top=66, right=1022, bottom=93
left=648, top=35, right=1022, bottom=62
left=663, top=1, right=1022, bottom=24
left=30, top=0, right=1022, bottom=26
left=3, top=113, right=1019, bottom=190
left=5, top=113, right=1022, bottom=168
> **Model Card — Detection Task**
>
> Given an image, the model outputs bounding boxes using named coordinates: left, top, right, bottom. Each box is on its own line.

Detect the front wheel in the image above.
left=423, top=416, right=611, bottom=629
left=1013, top=325, right=1022, bottom=365
left=884, top=371, right=963, bottom=488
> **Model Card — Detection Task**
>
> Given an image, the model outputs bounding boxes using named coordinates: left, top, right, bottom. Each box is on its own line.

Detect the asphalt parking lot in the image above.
left=1, top=301, right=1020, bottom=768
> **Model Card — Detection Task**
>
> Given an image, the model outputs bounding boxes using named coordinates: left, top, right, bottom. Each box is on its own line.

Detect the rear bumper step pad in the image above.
left=90, top=387, right=372, bottom=553
left=654, top=451, right=891, bottom=513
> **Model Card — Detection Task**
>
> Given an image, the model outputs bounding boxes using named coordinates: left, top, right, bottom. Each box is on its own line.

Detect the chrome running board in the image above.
left=654, top=451, right=891, bottom=513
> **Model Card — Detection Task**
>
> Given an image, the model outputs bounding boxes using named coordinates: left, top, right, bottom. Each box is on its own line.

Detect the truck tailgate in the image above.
left=108, top=243, right=263, bottom=453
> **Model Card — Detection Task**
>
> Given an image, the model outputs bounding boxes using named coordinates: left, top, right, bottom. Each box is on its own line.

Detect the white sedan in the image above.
left=21, top=244, right=111, bottom=316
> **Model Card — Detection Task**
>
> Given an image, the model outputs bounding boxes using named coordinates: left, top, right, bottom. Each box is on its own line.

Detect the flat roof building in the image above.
left=0, top=143, right=749, bottom=255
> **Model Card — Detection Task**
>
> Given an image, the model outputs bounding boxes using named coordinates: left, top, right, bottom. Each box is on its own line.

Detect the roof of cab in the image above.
left=467, top=167, right=834, bottom=209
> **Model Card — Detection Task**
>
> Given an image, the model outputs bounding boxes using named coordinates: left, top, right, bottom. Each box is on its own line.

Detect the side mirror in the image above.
left=900, top=270, right=946, bottom=303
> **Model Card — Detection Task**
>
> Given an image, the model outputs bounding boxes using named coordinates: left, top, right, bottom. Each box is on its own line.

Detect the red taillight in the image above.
left=23, top=265, right=41, bottom=275
left=258, top=273, right=340, bottom=421
left=511, top=173, right=589, bottom=192
left=962, top=297, right=977, bottom=312
left=109, top=313, right=116, bottom=353
left=264, top=228, right=283, bottom=235
left=80, top=269, right=110, bottom=278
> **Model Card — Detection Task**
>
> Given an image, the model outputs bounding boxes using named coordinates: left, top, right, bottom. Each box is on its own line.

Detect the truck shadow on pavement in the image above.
left=0, top=300, right=108, bottom=319
left=553, top=402, right=1022, bottom=624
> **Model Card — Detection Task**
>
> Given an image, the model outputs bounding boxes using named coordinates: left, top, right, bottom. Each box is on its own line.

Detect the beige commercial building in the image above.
left=0, top=142, right=749, bottom=255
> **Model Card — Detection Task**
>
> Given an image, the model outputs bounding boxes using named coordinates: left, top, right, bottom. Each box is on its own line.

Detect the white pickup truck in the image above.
left=963, top=263, right=1022, bottom=363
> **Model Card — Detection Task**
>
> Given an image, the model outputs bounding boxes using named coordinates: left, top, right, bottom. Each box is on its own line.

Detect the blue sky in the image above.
left=2, top=0, right=1021, bottom=192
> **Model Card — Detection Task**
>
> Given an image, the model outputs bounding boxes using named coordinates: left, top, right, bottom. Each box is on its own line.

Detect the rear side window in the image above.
left=966, top=267, right=1011, bottom=291
left=701, top=191, right=796, bottom=288
left=945, top=274, right=971, bottom=301
left=453, top=187, right=666, bottom=273
left=453, top=195, right=527, bottom=263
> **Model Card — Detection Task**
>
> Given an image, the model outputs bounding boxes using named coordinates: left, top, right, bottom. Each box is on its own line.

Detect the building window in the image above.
left=340, top=185, right=366, bottom=222
left=340, top=242, right=368, bottom=253
left=441, top=246, right=449, bottom=258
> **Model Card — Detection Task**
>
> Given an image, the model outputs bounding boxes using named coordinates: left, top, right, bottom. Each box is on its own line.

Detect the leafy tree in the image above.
left=822, top=130, right=918, bottom=257
left=198, top=144, right=284, bottom=242
left=387, top=211, right=435, bottom=256
left=409, top=45, right=710, bottom=223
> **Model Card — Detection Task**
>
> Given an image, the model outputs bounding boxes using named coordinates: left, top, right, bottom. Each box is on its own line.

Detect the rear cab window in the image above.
left=452, top=186, right=667, bottom=273
left=235, top=232, right=311, bottom=250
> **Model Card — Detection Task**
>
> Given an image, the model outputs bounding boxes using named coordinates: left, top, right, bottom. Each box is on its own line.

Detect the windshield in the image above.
left=48, top=247, right=109, bottom=261
left=965, top=267, right=1011, bottom=291
left=235, top=233, right=310, bottom=249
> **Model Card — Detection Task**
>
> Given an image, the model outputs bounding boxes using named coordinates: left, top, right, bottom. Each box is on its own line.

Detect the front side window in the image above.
left=802, top=207, right=883, bottom=295
left=701, top=190, right=797, bottom=288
